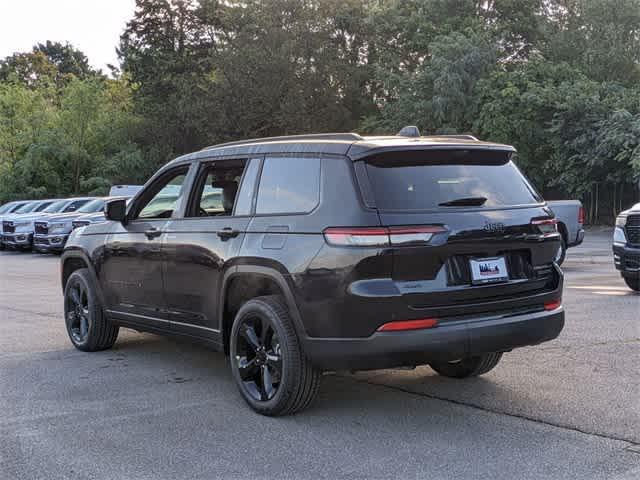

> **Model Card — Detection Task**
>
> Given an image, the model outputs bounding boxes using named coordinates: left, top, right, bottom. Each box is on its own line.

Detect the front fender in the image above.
left=60, top=247, right=106, bottom=306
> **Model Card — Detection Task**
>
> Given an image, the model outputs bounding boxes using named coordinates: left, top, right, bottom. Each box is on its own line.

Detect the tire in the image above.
left=555, top=237, right=567, bottom=266
left=624, top=277, right=640, bottom=292
left=430, top=352, right=503, bottom=378
left=64, top=268, right=119, bottom=352
left=229, top=295, right=321, bottom=416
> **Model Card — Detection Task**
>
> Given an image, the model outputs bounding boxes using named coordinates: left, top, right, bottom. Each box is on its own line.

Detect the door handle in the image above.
left=217, top=227, right=240, bottom=240
left=144, top=228, right=162, bottom=239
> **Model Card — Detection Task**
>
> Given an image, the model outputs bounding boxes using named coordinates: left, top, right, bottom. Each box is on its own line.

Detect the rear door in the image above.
left=162, top=157, right=260, bottom=341
left=360, top=148, right=560, bottom=316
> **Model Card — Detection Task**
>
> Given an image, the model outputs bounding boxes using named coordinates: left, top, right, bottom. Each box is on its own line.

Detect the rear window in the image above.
left=364, top=150, right=541, bottom=211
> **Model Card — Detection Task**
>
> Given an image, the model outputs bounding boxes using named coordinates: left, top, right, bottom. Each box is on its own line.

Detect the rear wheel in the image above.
left=229, top=295, right=321, bottom=416
left=64, top=269, right=119, bottom=351
left=430, top=352, right=503, bottom=378
left=624, top=277, right=640, bottom=292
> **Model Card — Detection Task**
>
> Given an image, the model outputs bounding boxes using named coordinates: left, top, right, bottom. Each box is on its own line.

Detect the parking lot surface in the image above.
left=1, top=229, right=639, bottom=480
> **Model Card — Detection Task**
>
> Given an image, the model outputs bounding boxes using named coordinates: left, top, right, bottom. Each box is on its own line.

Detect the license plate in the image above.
left=469, top=256, right=508, bottom=285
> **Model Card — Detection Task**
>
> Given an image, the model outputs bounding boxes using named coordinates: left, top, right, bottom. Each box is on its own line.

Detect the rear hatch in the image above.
left=361, top=148, right=560, bottom=316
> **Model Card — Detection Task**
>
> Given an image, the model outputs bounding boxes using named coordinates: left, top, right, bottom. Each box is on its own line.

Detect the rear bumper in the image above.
left=33, top=233, right=69, bottom=252
left=304, top=307, right=565, bottom=371
left=2, top=233, right=33, bottom=248
left=568, top=228, right=585, bottom=248
left=613, top=243, right=640, bottom=278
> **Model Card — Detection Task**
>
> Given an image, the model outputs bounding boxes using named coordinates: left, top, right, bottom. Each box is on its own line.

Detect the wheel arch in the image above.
left=556, top=221, right=569, bottom=244
left=219, top=265, right=306, bottom=355
left=61, top=249, right=105, bottom=304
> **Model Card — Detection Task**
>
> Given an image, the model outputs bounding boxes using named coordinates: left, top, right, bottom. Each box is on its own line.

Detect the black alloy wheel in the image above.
left=229, top=296, right=321, bottom=416
left=63, top=269, right=119, bottom=352
left=66, top=281, right=91, bottom=344
left=234, top=314, right=283, bottom=402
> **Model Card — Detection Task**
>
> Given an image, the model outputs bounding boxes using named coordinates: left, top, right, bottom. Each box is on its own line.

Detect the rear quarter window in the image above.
left=256, top=156, right=321, bottom=215
left=364, top=149, right=541, bottom=211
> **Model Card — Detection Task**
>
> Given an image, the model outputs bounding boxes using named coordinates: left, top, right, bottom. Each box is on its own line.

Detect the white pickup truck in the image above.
left=547, top=200, right=585, bottom=265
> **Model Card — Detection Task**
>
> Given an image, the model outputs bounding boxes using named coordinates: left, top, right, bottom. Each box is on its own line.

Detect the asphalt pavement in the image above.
left=0, top=229, right=638, bottom=479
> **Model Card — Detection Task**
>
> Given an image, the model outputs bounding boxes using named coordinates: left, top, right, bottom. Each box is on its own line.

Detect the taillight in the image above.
left=323, top=226, right=446, bottom=247
left=544, top=300, right=561, bottom=311
left=578, top=206, right=585, bottom=225
left=322, top=227, right=389, bottom=247
left=531, top=218, right=558, bottom=237
left=377, top=318, right=439, bottom=332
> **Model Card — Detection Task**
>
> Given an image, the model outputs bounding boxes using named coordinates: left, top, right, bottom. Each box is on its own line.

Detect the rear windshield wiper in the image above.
left=438, top=196, right=487, bottom=207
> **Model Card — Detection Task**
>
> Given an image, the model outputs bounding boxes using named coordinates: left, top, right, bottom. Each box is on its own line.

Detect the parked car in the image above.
left=0, top=200, right=29, bottom=215
left=0, top=201, right=32, bottom=250
left=34, top=197, right=112, bottom=253
left=613, top=203, right=640, bottom=291
left=71, top=197, right=132, bottom=231
left=0, top=199, right=57, bottom=250
left=3, top=198, right=94, bottom=250
left=547, top=200, right=585, bottom=265
left=61, top=129, right=564, bottom=416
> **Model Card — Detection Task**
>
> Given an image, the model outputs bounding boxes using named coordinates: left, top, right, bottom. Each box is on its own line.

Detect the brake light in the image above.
left=531, top=218, right=558, bottom=237
left=323, top=226, right=446, bottom=247
left=322, top=227, right=389, bottom=247
left=377, top=318, right=439, bottom=332
left=544, top=300, right=561, bottom=311
left=578, top=206, right=585, bottom=225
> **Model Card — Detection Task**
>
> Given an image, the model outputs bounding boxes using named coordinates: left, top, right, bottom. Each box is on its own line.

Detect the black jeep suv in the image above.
left=61, top=130, right=565, bottom=415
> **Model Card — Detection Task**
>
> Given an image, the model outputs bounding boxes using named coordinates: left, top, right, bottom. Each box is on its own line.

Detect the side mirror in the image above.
left=105, top=199, right=127, bottom=223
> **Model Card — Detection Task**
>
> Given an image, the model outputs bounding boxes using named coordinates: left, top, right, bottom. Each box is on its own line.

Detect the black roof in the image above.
left=167, top=132, right=515, bottom=166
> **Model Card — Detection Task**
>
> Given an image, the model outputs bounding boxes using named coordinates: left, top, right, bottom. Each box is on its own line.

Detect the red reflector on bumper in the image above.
left=377, top=318, right=438, bottom=332
left=544, top=300, right=561, bottom=311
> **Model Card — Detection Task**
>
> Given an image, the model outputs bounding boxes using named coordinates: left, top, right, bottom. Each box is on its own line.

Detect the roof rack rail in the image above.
left=201, top=132, right=364, bottom=151
left=427, top=134, right=479, bottom=141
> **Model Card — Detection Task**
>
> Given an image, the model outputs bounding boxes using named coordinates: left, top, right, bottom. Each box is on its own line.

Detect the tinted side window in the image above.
left=185, top=159, right=246, bottom=218
left=256, top=157, right=320, bottom=215
left=130, top=167, right=190, bottom=220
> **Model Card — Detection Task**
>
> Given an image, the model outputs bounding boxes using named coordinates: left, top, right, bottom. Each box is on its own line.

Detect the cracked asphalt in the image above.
left=1, top=229, right=639, bottom=479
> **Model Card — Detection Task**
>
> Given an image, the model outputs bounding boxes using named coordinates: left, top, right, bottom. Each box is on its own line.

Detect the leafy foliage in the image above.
left=1, top=0, right=639, bottom=221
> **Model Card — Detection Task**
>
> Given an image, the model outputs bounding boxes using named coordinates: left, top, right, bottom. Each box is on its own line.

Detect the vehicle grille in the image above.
left=626, top=215, right=640, bottom=245
left=2, top=221, right=14, bottom=233
left=34, top=222, right=48, bottom=235
left=624, top=254, right=640, bottom=271
left=33, top=236, right=49, bottom=245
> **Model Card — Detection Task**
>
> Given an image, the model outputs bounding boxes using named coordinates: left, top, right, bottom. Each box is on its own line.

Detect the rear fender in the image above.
left=219, top=264, right=307, bottom=342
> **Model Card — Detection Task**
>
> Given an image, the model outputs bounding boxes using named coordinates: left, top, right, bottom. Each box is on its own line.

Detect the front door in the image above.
left=100, top=166, right=191, bottom=327
left=162, top=157, right=260, bottom=342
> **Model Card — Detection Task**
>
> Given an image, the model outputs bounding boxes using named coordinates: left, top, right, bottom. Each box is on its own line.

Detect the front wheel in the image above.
left=64, top=268, right=119, bottom=351
left=624, top=277, right=640, bottom=292
left=229, top=295, right=321, bottom=416
left=430, top=352, right=503, bottom=378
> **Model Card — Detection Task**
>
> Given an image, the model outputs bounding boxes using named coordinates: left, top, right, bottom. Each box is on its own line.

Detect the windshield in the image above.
left=42, top=200, right=68, bottom=213
left=77, top=198, right=105, bottom=213
left=364, top=150, right=542, bottom=211
left=14, top=202, right=39, bottom=214
left=0, top=203, right=16, bottom=214
left=34, top=201, right=53, bottom=212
